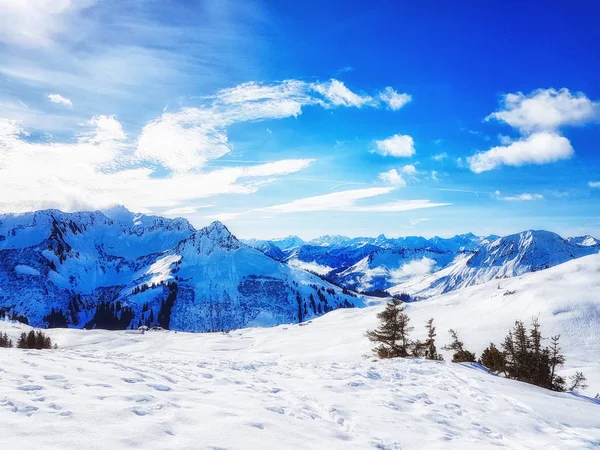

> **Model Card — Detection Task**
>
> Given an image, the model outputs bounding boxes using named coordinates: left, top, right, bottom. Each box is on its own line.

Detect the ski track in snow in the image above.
left=1, top=311, right=600, bottom=449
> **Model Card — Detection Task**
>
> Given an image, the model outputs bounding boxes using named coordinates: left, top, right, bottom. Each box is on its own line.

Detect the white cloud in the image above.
left=401, top=164, right=417, bottom=176
left=409, top=218, right=430, bottom=225
left=262, top=187, right=394, bottom=213
left=0, top=77, right=412, bottom=215
left=261, top=188, right=449, bottom=214
left=470, top=88, right=598, bottom=174
left=498, top=193, right=544, bottom=201
left=373, top=134, right=415, bottom=158
left=389, top=257, right=436, bottom=283
left=136, top=108, right=231, bottom=173
left=378, top=169, right=406, bottom=186
left=82, top=115, right=126, bottom=143
left=379, top=87, right=411, bottom=111
left=589, top=181, right=600, bottom=188
left=487, top=88, right=599, bottom=133
left=0, top=115, right=314, bottom=214
left=468, top=132, right=573, bottom=173
left=0, top=0, right=96, bottom=47
left=430, top=170, right=439, bottom=182
left=431, top=152, right=448, bottom=161
left=162, top=205, right=214, bottom=216
left=311, top=79, right=373, bottom=108
left=47, top=93, right=73, bottom=108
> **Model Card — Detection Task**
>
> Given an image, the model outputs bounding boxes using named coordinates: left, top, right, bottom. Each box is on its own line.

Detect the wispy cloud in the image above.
left=311, top=79, right=373, bottom=108
left=409, top=218, right=430, bottom=225
left=0, top=74, right=406, bottom=214
left=47, top=93, right=73, bottom=108
left=431, top=152, right=448, bottom=161
left=589, top=181, right=600, bottom=188
left=498, top=193, right=544, bottom=201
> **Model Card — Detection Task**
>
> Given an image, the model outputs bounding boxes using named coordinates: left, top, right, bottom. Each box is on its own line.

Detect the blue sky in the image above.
left=0, top=0, right=599, bottom=239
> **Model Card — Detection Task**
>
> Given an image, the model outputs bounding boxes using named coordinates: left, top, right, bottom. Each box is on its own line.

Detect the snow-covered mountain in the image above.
left=1, top=253, right=599, bottom=449
left=568, top=235, right=600, bottom=247
left=247, top=230, right=599, bottom=295
left=0, top=209, right=362, bottom=331
left=390, top=230, right=600, bottom=298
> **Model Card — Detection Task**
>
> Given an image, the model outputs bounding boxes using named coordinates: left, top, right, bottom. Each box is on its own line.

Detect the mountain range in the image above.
left=0, top=208, right=360, bottom=331
left=1, top=207, right=598, bottom=331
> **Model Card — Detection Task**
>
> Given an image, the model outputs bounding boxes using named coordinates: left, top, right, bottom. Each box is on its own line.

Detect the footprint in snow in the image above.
left=147, top=384, right=171, bottom=392
left=248, top=422, right=264, bottom=430
left=132, top=408, right=151, bottom=416
left=17, top=385, right=43, bottom=391
left=265, top=406, right=285, bottom=414
left=44, top=375, right=65, bottom=381
left=122, top=377, right=145, bottom=384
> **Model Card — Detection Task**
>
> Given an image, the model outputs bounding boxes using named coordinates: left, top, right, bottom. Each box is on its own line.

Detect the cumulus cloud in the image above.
left=469, top=88, right=598, bottom=173
left=498, top=193, right=544, bottom=201
left=378, top=169, right=406, bottom=186
left=379, top=87, right=411, bottom=111
left=588, top=181, right=600, bottom=188
left=311, top=79, right=373, bottom=108
left=468, top=132, right=573, bottom=173
left=47, top=93, right=73, bottom=108
left=431, top=152, right=448, bottom=161
left=486, top=88, right=599, bottom=133
left=373, top=134, right=415, bottom=158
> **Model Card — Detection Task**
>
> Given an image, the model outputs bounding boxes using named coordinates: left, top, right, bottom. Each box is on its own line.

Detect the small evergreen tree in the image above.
left=17, top=332, right=27, bottom=348
left=0, top=332, right=13, bottom=348
left=568, top=371, right=588, bottom=392
left=479, top=343, right=506, bottom=374
left=424, top=318, right=443, bottom=361
left=443, top=329, right=476, bottom=363
left=366, top=298, right=413, bottom=358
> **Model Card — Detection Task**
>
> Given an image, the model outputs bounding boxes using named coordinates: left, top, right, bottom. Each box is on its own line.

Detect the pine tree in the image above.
left=0, top=332, right=13, bottom=348
left=479, top=343, right=506, bottom=373
left=549, top=335, right=566, bottom=391
left=424, top=318, right=442, bottom=361
left=17, top=332, right=27, bottom=348
left=568, top=371, right=588, bottom=392
left=366, top=298, right=413, bottom=358
left=296, top=292, right=303, bottom=323
left=443, top=329, right=476, bottom=363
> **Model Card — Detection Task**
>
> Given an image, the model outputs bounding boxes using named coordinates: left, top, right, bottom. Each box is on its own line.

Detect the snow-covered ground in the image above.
left=2, top=251, right=600, bottom=450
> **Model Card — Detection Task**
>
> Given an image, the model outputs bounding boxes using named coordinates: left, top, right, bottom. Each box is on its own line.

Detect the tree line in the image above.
left=367, top=298, right=587, bottom=393
left=0, top=330, right=55, bottom=349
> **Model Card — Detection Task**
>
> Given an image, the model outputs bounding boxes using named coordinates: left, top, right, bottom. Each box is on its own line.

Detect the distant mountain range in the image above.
left=0, top=208, right=361, bottom=331
left=1, top=207, right=598, bottom=331
left=244, top=230, right=600, bottom=297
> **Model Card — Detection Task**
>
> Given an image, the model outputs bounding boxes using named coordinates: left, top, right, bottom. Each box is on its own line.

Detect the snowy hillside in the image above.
left=1, top=253, right=600, bottom=450
left=0, top=209, right=361, bottom=331
left=391, top=230, right=599, bottom=298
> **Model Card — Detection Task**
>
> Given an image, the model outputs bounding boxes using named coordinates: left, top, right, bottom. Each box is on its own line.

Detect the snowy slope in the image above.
left=390, top=230, right=599, bottom=298
left=0, top=210, right=361, bottom=331
left=1, top=259, right=600, bottom=450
